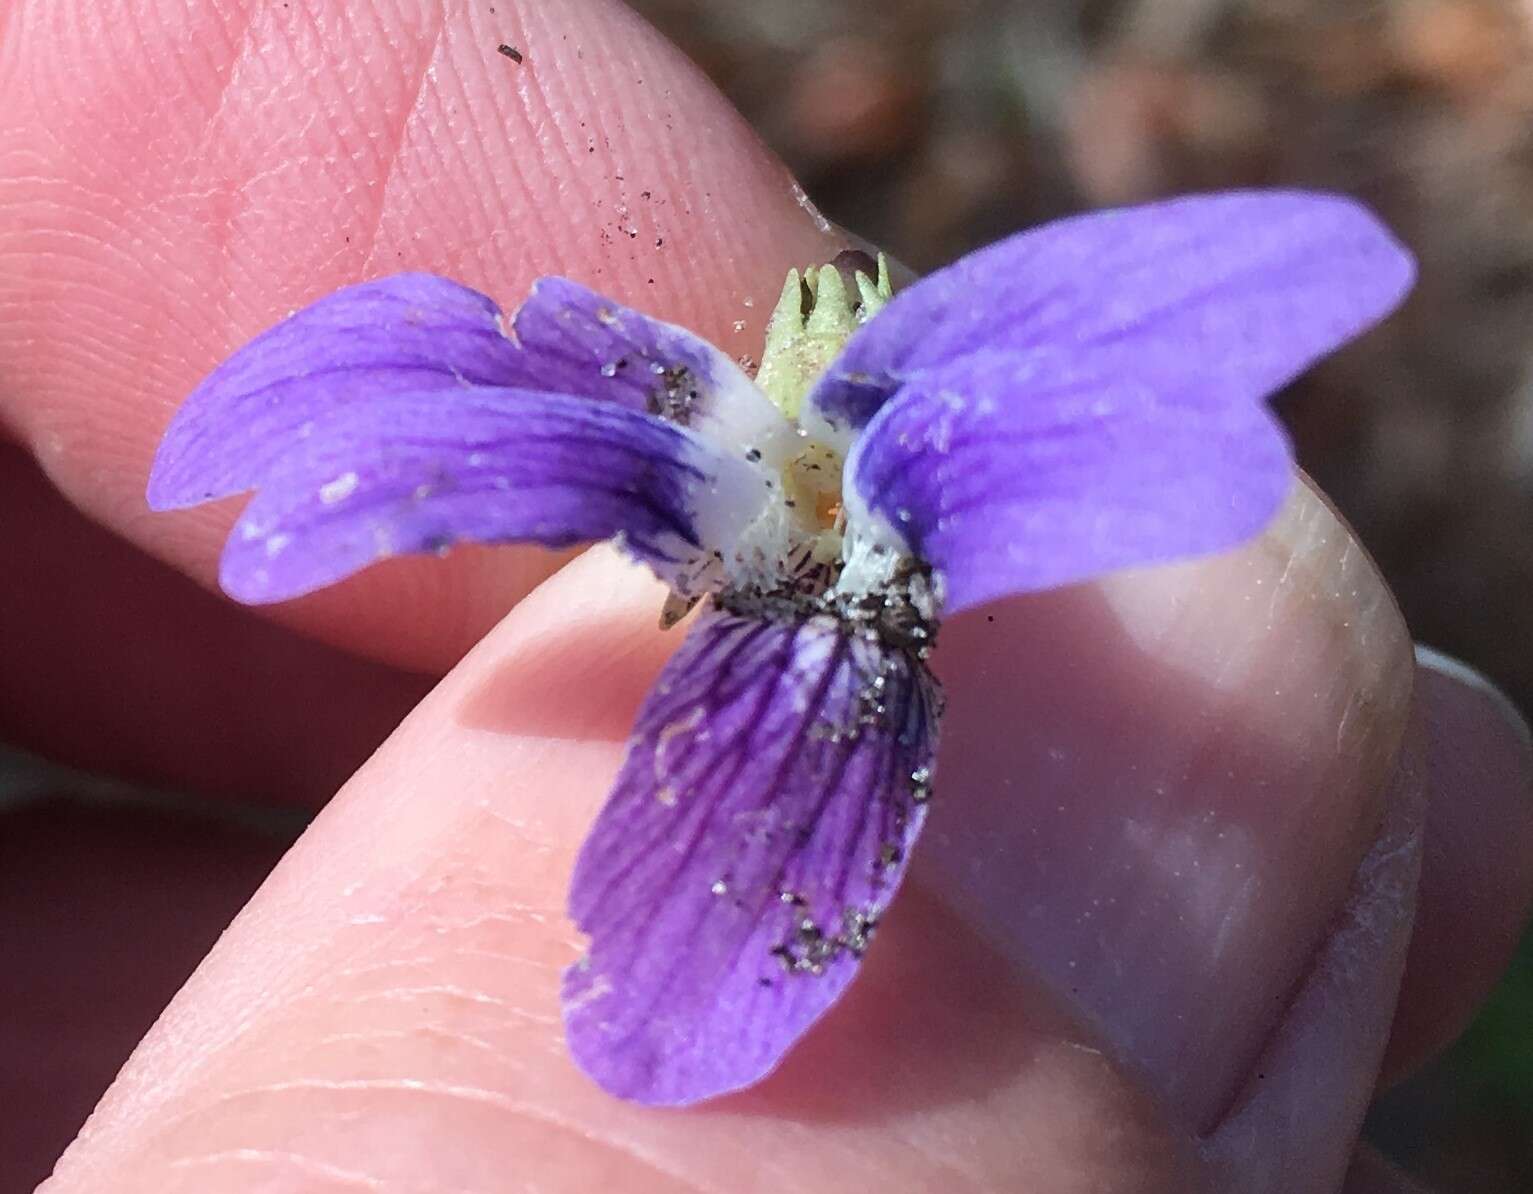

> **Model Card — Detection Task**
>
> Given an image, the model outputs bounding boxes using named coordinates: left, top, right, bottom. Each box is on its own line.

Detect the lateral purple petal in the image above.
left=148, top=274, right=528, bottom=509
left=150, top=273, right=777, bottom=513
left=845, top=348, right=1294, bottom=615
left=508, top=277, right=768, bottom=428
left=219, top=389, right=765, bottom=604
left=808, top=190, right=1414, bottom=434
left=563, top=611, right=939, bottom=1106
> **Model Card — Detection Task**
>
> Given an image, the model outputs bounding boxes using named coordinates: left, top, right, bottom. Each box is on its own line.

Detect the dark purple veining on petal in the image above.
left=218, top=388, right=756, bottom=604
left=807, top=190, right=1415, bottom=434
left=846, top=347, right=1294, bottom=615
left=148, top=274, right=527, bottom=510
left=563, top=611, right=939, bottom=1106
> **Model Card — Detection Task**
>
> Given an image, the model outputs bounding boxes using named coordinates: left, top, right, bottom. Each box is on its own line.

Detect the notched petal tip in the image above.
left=149, top=270, right=787, bottom=609
left=146, top=273, right=522, bottom=511
left=561, top=612, right=940, bottom=1105
left=143, top=441, right=204, bottom=513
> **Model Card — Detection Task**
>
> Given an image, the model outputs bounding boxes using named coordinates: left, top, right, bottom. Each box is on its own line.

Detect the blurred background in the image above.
left=627, top=0, right=1533, bottom=1185
left=3, top=0, right=1530, bottom=1189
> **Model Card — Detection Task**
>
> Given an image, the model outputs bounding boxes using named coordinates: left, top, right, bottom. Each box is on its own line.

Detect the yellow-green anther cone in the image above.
left=756, top=255, right=894, bottom=420
left=760, top=272, right=802, bottom=359
left=805, top=266, right=852, bottom=337
left=857, top=260, right=892, bottom=322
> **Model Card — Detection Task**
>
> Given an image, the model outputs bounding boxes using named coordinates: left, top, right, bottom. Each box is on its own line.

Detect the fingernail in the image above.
left=1381, top=646, right=1533, bottom=1078
left=1415, top=645, right=1533, bottom=757
left=915, top=481, right=1414, bottom=1131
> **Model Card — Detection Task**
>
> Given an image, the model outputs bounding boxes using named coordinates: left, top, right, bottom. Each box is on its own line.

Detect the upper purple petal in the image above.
left=508, top=277, right=761, bottom=424
left=807, top=190, right=1414, bottom=434
left=844, top=348, right=1294, bottom=615
left=509, top=277, right=797, bottom=468
left=219, top=388, right=767, bottom=604
left=150, top=273, right=775, bottom=511
left=148, top=274, right=525, bottom=509
left=563, top=611, right=939, bottom=1106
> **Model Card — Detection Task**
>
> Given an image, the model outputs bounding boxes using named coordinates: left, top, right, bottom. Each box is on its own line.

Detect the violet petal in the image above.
left=509, top=279, right=786, bottom=456
left=807, top=190, right=1414, bottom=436
left=220, top=389, right=769, bottom=604
left=148, top=274, right=527, bottom=509
left=150, top=273, right=784, bottom=511
left=563, top=611, right=939, bottom=1105
left=844, top=347, right=1294, bottom=615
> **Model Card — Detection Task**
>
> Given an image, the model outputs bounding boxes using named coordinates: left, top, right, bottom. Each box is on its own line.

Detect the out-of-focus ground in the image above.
left=630, top=0, right=1533, bottom=1186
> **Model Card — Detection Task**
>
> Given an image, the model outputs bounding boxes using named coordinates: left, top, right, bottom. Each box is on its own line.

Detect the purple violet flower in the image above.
left=147, top=190, right=1413, bottom=1106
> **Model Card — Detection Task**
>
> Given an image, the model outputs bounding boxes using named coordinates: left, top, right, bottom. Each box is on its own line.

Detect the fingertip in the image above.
left=1380, top=647, right=1533, bottom=1081
left=921, top=477, right=1413, bottom=1131
left=2, top=0, right=845, bottom=673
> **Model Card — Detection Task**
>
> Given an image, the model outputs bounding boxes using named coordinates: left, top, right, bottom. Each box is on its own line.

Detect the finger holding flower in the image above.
left=148, top=189, right=1414, bottom=1104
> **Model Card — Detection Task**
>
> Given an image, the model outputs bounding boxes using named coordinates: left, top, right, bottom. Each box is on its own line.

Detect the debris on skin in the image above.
left=496, top=43, right=523, bottom=63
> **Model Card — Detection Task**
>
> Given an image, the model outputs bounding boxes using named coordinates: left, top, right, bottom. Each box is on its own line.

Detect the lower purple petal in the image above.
left=846, top=349, right=1294, bottom=615
left=563, top=611, right=940, bottom=1105
left=220, top=389, right=767, bottom=603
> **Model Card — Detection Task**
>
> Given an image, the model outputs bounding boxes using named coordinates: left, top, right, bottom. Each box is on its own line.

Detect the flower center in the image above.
left=709, top=255, right=940, bottom=654
left=783, top=439, right=845, bottom=558
left=755, top=251, right=892, bottom=573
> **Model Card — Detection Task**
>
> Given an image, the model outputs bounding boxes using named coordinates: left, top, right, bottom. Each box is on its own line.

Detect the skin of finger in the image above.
left=0, top=798, right=289, bottom=1194
left=1375, top=652, right=1533, bottom=1084
left=44, top=481, right=1424, bottom=1194
left=1203, top=697, right=1425, bottom=1191
left=41, top=545, right=1201, bottom=1194
left=0, top=0, right=843, bottom=674
left=0, top=443, right=429, bottom=803
left=915, top=478, right=1415, bottom=1134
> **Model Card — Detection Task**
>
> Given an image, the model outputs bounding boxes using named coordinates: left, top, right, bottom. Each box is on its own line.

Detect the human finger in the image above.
left=0, top=442, right=427, bottom=803
left=0, top=0, right=844, bottom=675
left=1375, top=648, right=1533, bottom=1084
left=0, top=795, right=289, bottom=1192
left=42, top=480, right=1423, bottom=1193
